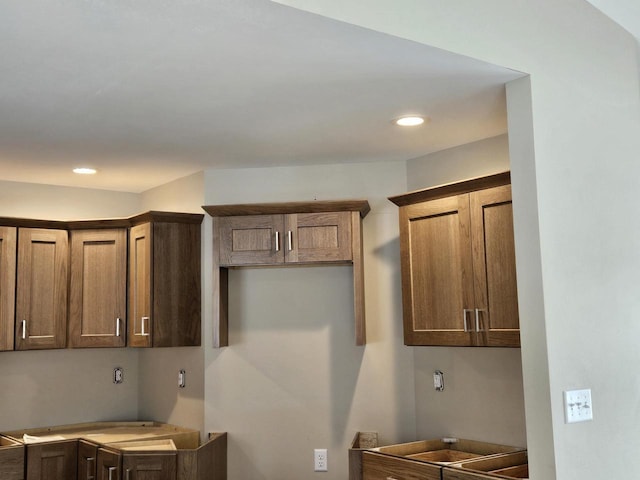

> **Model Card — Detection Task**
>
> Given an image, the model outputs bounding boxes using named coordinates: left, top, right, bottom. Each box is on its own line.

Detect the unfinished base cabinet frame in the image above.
left=203, top=200, right=370, bottom=347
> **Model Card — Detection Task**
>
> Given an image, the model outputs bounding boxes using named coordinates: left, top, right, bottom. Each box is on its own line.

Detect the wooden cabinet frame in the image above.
left=203, top=200, right=370, bottom=347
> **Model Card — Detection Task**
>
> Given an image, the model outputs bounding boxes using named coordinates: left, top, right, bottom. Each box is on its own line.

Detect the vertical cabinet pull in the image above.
left=287, top=230, right=292, bottom=251
left=21, top=320, right=26, bottom=339
left=125, top=469, right=131, bottom=480
left=275, top=231, right=280, bottom=252
left=107, top=466, right=117, bottom=480
left=462, top=309, right=473, bottom=332
left=475, top=308, right=486, bottom=332
left=86, top=457, right=95, bottom=480
left=141, top=316, right=150, bottom=336
left=116, top=318, right=121, bottom=337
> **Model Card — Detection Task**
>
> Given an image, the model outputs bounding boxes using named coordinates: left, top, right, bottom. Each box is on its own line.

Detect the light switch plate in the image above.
left=564, top=388, right=593, bottom=423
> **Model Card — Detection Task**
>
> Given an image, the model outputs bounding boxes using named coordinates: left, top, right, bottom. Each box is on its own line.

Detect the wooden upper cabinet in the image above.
left=204, top=200, right=370, bottom=347
left=0, top=227, right=17, bottom=351
left=218, top=211, right=352, bottom=266
left=69, top=229, right=127, bottom=348
left=389, top=172, right=520, bottom=347
left=128, top=214, right=202, bottom=348
left=15, top=228, right=68, bottom=350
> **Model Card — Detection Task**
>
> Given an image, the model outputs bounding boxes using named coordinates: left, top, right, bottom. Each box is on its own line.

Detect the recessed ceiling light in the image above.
left=73, top=167, right=97, bottom=175
left=393, top=115, right=428, bottom=127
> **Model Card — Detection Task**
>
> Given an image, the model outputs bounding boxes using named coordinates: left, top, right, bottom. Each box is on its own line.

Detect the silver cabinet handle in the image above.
left=125, top=469, right=131, bottom=480
left=86, top=457, right=95, bottom=480
left=287, top=230, right=292, bottom=251
left=462, top=309, right=473, bottom=332
left=475, top=308, right=487, bottom=332
left=386, top=477, right=399, bottom=480
left=275, top=231, right=280, bottom=252
left=141, top=316, right=150, bottom=336
left=21, top=320, right=26, bottom=339
left=116, top=318, right=121, bottom=337
left=108, top=466, right=117, bottom=480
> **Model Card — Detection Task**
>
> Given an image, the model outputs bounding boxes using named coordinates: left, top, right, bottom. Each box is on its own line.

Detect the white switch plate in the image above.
left=564, top=388, right=593, bottom=423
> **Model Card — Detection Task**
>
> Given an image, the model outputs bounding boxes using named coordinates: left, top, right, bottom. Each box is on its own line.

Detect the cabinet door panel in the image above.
left=218, top=215, right=284, bottom=266
left=0, top=227, right=17, bottom=351
left=123, top=453, right=176, bottom=480
left=26, top=441, right=78, bottom=480
left=286, top=212, right=352, bottom=263
left=78, top=441, right=98, bottom=480
left=400, top=196, right=475, bottom=346
left=97, top=449, right=121, bottom=480
left=470, top=185, right=520, bottom=347
left=129, top=223, right=152, bottom=348
left=69, top=229, right=127, bottom=348
left=16, top=228, right=68, bottom=350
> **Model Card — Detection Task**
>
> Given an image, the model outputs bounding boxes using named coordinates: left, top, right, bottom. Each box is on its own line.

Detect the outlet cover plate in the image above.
left=564, top=388, right=593, bottom=423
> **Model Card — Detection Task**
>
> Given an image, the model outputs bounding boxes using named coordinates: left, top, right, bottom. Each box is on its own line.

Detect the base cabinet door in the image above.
left=78, top=441, right=98, bottom=480
left=26, top=440, right=78, bottom=480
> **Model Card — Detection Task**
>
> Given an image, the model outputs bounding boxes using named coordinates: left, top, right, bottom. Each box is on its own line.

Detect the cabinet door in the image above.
left=78, top=441, right=98, bottom=480
left=218, top=215, right=284, bottom=266
left=26, top=440, right=78, bottom=480
left=69, top=229, right=127, bottom=348
left=0, top=227, right=17, bottom=351
left=470, top=185, right=520, bottom=347
left=123, top=453, right=176, bottom=480
left=129, top=223, right=152, bottom=348
left=285, top=212, right=352, bottom=263
left=15, top=228, right=68, bottom=350
left=96, top=448, right=121, bottom=480
left=399, top=195, right=475, bottom=346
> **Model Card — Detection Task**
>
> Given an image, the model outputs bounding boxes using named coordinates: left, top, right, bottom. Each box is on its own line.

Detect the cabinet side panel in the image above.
left=152, top=222, right=201, bottom=347
left=0, top=227, right=17, bottom=351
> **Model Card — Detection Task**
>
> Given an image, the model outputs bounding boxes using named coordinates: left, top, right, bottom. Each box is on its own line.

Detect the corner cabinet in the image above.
left=389, top=172, right=520, bottom=347
left=203, top=200, right=370, bottom=347
left=68, top=229, right=127, bottom=348
left=128, top=212, right=203, bottom=348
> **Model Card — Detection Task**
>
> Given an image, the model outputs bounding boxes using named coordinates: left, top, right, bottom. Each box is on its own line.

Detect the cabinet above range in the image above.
left=0, top=211, right=203, bottom=351
left=203, top=200, right=370, bottom=347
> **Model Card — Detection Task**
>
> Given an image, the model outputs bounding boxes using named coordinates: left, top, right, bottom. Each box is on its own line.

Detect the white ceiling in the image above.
left=1, top=0, right=525, bottom=192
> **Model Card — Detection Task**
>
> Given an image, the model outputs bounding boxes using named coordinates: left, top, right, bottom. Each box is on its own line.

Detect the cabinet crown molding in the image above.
left=203, top=199, right=370, bottom=218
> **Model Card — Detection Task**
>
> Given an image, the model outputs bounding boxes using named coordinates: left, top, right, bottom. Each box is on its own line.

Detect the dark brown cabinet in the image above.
left=0, top=227, right=16, bottom=351
left=204, top=200, right=370, bottom=347
left=389, top=172, right=520, bottom=347
left=25, top=440, right=78, bottom=480
left=15, top=228, right=69, bottom=350
left=68, top=229, right=127, bottom=348
left=128, top=214, right=202, bottom=348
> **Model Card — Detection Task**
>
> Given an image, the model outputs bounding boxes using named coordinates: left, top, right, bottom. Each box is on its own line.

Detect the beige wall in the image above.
left=202, top=162, right=417, bottom=479
left=0, top=180, right=141, bottom=431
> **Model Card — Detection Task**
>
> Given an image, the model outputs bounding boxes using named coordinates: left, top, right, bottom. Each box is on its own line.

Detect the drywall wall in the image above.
left=270, top=1, right=640, bottom=478
left=138, top=171, right=206, bottom=434
left=0, top=180, right=141, bottom=431
left=406, top=136, right=527, bottom=448
left=203, top=161, right=417, bottom=479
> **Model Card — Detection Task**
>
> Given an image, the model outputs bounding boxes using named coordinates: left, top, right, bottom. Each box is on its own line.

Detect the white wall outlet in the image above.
left=564, top=388, right=593, bottom=423
left=314, top=448, right=328, bottom=472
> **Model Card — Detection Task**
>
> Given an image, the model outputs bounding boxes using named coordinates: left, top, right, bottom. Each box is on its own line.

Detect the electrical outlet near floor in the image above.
left=564, top=388, right=593, bottom=423
left=314, top=448, right=328, bottom=472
